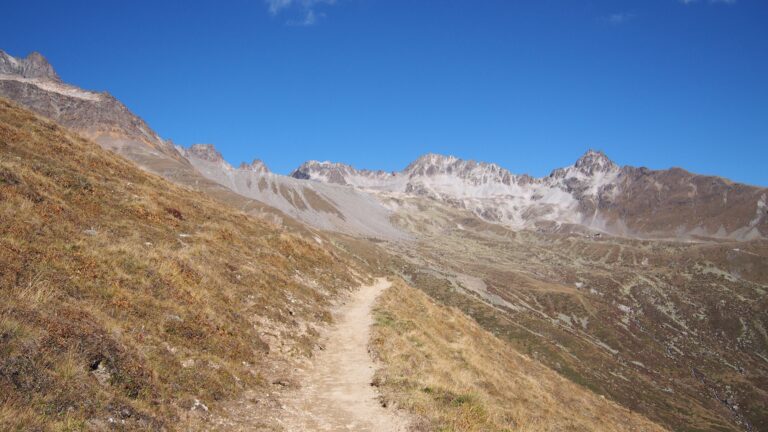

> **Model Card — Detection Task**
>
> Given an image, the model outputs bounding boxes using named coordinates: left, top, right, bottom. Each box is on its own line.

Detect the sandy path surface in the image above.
left=278, top=278, right=407, bottom=432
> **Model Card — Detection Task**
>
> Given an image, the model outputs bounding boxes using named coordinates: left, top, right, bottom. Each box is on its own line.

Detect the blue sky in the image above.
left=2, top=1, right=767, bottom=185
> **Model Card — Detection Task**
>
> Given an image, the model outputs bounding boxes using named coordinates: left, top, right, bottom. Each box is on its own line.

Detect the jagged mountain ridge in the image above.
left=0, top=50, right=402, bottom=239
left=180, top=144, right=405, bottom=239
left=291, top=151, right=767, bottom=240
left=1, top=49, right=765, bottom=241
left=185, top=144, right=270, bottom=174
left=0, top=50, right=299, bottom=234
left=0, top=51, right=60, bottom=81
left=0, top=50, right=180, bottom=161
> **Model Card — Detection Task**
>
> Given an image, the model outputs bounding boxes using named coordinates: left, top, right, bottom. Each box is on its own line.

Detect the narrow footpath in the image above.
left=278, top=278, right=407, bottom=431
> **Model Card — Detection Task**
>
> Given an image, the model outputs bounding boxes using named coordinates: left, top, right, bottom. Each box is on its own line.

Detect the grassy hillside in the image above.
left=371, top=280, right=667, bottom=432
left=383, top=198, right=768, bottom=431
left=0, top=98, right=368, bottom=431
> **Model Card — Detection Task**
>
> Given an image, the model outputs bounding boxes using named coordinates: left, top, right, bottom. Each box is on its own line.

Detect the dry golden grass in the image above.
left=0, top=98, right=368, bottom=430
left=371, top=280, right=668, bottom=432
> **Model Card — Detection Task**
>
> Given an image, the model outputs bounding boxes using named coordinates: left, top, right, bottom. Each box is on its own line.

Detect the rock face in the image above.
left=239, top=159, right=270, bottom=174
left=291, top=150, right=768, bottom=240
left=403, top=153, right=524, bottom=186
left=291, top=160, right=395, bottom=186
left=0, top=50, right=180, bottom=162
left=0, top=51, right=61, bottom=81
left=187, top=144, right=225, bottom=163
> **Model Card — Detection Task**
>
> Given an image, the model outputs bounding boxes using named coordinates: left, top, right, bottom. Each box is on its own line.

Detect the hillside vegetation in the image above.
left=0, top=98, right=366, bottom=430
left=384, top=197, right=768, bottom=431
left=371, top=280, right=667, bottom=432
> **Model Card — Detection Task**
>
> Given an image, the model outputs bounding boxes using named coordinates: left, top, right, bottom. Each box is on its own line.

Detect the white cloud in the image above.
left=267, top=0, right=293, bottom=14
left=266, top=0, right=337, bottom=25
left=289, top=9, right=322, bottom=26
left=606, top=12, right=635, bottom=25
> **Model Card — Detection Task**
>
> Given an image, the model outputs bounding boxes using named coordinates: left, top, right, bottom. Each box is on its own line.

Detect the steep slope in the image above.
left=183, top=144, right=405, bottom=240
left=0, top=98, right=370, bottom=430
left=381, top=196, right=768, bottom=431
left=0, top=50, right=180, bottom=162
left=0, top=51, right=268, bottom=229
left=597, top=165, right=766, bottom=239
left=372, top=280, right=667, bottom=432
left=0, top=50, right=404, bottom=240
left=292, top=151, right=768, bottom=240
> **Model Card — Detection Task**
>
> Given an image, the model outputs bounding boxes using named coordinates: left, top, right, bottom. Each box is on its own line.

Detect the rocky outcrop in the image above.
left=0, top=50, right=181, bottom=161
left=291, top=160, right=393, bottom=186
left=187, top=144, right=225, bottom=163
left=0, top=50, right=60, bottom=81
left=239, top=159, right=270, bottom=174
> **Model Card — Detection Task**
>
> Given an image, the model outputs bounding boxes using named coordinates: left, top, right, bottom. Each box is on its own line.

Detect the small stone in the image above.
left=90, top=361, right=111, bottom=386
left=192, top=399, right=209, bottom=412
left=272, top=379, right=290, bottom=387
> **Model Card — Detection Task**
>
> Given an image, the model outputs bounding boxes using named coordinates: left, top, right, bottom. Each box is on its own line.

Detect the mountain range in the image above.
left=2, top=49, right=765, bottom=242
left=292, top=151, right=767, bottom=240
left=2, top=50, right=768, bottom=431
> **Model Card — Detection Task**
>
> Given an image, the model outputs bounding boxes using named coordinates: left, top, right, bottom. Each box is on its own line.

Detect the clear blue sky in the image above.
left=2, top=1, right=767, bottom=185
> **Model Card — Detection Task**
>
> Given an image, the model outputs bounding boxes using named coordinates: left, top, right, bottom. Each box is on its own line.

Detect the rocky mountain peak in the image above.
left=303, top=160, right=355, bottom=171
left=573, top=149, right=617, bottom=174
left=239, top=159, right=270, bottom=174
left=290, top=160, right=397, bottom=187
left=404, top=153, right=459, bottom=175
left=404, top=153, right=520, bottom=186
left=0, top=50, right=61, bottom=81
left=186, top=144, right=224, bottom=163
left=291, top=160, right=359, bottom=184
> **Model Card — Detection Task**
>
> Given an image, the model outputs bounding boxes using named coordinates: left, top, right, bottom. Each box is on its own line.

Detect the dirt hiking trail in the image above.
left=279, top=277, right=408, bottom=431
